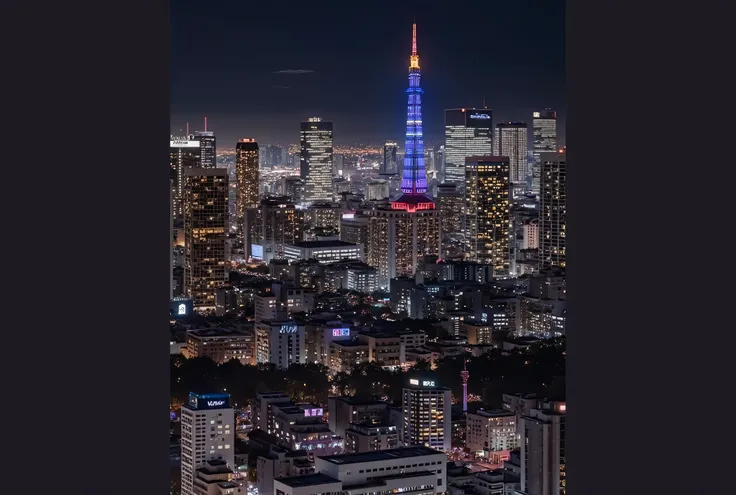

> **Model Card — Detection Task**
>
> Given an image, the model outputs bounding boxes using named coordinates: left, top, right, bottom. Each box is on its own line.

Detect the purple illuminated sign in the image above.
left=332, top=328, right=350, bottom=337
left=304, top=408, right=324, bottom=417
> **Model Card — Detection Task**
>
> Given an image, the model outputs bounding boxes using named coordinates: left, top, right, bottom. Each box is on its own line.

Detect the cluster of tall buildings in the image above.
left=171, top=20, right=567, bottom=495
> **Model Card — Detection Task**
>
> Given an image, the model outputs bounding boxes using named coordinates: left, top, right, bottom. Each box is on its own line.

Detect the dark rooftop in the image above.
left=274, top=473, right=341, bottom=488
left=319, top=446, right=442, bottom=465
left=343, top=471, right=439, bottom=490
left=291, top=240, right=358, bottom=249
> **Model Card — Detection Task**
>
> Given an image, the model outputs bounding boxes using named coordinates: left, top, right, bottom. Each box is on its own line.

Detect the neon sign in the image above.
left=410, top=379, right=419, bottom=385
left=332, top=328, right=350, bottom=337
left=470, top=113, right=490, bottom=120
left=178, top=304, right=187, bottom=316
left=423, top=380, right=435, bottom=387
left=279, top=325, right=298, bottom=334
left=207, top=400, right=226, bottom=407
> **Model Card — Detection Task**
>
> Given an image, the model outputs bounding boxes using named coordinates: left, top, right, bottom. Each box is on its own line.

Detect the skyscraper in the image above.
left=520, top=401, right=567, bottom=495
left=368, top=23, right=439, bottom=289
left=245, top=196, right=305, bottom=262
left=170, top=135, right=202, bottom=220
left=436, top=183, right=464, bottom=259
left=465, top=156, right=511, bottom=277
left=401, top=378, right=451, bottom=451
left=184, top=168, right=229, bottom=311
left=532, top=110, right=557, bottom=195
left=494, top=122, right=528, bottom=191
left=236, top=138, right=259, bottom=243
left=300, top=118, right=334, bottom=203
left=180, top=391, right=235, bottom=495
left=539, top=151, right=566, bottom=271
left=194, top=127, right=216, bottom=169
left=444, top=108, right=493, bottom=192
left=382, top=141, right=398, bottom=175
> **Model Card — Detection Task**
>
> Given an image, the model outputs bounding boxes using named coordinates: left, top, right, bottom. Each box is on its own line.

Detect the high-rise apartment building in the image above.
left=180, top=391, right=235, bottom=495
left=465, top=156, right=511, bottom=277
left=194, top=129, right=217, bottom=169
left=520, top=401, right=566, bottom=495
left=436, top=183, right=464, bottom=259
left=532, top=110, right=557, bottom=195
left=444, top=108, right=493, bottom=192
left=244, top=196, right=305, bottom=261
left=236, top=138, right=260, bottom=243
left=300, top=118, right=334, bottom=203
left=184, top=168, right=229, bottom=311
left=368, top=206, right=439, bottom=290
left=171, top=136, right=202, bottom=220
left=382, top=141, right=399, bottom=175
left=401, top=378, right=451, bottom=451
left=538, top=151, right=566, bottom=270
left=494, top=122, right=528, bottom=190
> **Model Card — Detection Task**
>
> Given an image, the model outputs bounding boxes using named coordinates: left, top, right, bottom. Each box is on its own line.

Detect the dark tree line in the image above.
left=170, top=337, right=565, bottom=409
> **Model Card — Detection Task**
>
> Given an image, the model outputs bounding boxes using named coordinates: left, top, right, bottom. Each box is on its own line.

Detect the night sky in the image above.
left=171, top=0, right=565, bottom=148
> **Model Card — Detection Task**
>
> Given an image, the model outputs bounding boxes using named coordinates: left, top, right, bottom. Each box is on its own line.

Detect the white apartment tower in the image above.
left=300, top=118, right=334, bottom=204
left=180, top=392, right=235, bottom=495
left=401, top=378, right=452, bottom=451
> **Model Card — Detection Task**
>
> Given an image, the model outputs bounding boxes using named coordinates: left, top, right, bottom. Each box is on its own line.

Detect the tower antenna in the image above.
left=186, top=122, right=189, bottom=136
left=204, top=116, right=208, bottom=132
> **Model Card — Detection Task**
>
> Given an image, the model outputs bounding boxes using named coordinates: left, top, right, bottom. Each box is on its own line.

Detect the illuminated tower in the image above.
left=401, top=23, right=428, bottom=194
left=369, top=23, right=439, bottom=289
left=461, top=361, right=470, bottom=413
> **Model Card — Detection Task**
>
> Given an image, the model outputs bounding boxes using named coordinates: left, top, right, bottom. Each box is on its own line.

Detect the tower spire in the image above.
left=412, top=22, right=417, bottom=55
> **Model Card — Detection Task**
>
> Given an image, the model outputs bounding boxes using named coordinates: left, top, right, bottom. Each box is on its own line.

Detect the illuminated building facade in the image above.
left=368, top=23, right=439, bottom=290
left=532, top=109, right=557, bottom=195
left=494, top=122, right=529, bottom=191
left=539, top=151, right=566, bottom=270
left=244, top=196, right=305, bottom=261
left=300, top=118, right=334, bottom=203
left=180, top=392, right=235, bottom=495
left=193, top=128, right=216, bottom=169
left=465, top=156, right=511, bottom=277
left=382, top=141, right=399, bottom=175
left=255, top=320, right=306, bottom=369
left=171, top=136, right=202, bottom=220
left=368, top=206, right=438, bottom=289
left=436, top=183, right=464, bottom=259
left=444, top=108, right=493, bottom=192
left=402, top=378, right=451, bottom=451
left=236, top=138, right=259, bottom=243
left=184, top=168, right=228, bottom=310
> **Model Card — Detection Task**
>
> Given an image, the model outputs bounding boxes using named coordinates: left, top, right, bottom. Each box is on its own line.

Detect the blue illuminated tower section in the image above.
left=401, top=23, right=427, bottom=194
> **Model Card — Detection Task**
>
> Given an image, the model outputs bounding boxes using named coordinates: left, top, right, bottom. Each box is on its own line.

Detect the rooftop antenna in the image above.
left=483, top=96, right=487, bottom=109
left=186, top=122, right=190, bottom=136
left=204, top=116, right=208, bottom=132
